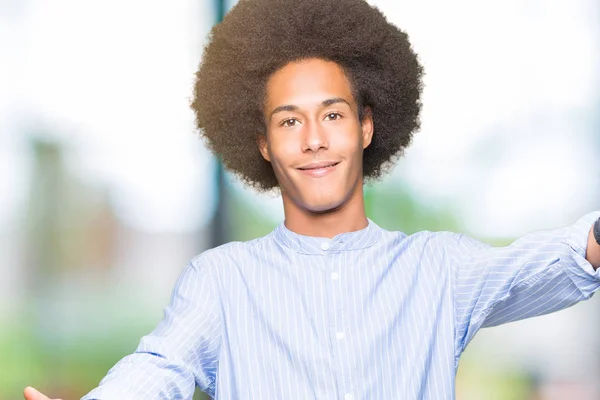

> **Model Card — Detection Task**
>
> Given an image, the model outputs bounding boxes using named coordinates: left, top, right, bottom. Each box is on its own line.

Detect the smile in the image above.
left=297, top=161, right=340, bottom=178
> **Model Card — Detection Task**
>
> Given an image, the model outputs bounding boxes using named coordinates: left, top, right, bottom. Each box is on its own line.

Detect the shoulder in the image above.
left=189, top=231, right=277, bottom=270
left=378, top=224, right=460, bottom=249
left=377, top=226, right=469, bottom=269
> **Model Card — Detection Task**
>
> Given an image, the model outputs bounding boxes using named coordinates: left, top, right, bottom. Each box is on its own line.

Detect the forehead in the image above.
left=265, top=58, right=355, bottom=110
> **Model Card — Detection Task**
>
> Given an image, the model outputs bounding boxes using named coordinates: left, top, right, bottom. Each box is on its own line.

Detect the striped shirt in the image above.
left=82, top=211, right=600, bottom=400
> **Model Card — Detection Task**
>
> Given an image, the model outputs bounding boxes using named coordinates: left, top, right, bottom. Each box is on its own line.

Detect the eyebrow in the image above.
left=269, top=97, right=351, bottom=121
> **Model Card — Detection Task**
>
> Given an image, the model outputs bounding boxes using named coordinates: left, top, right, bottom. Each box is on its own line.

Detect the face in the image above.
left=259, top=58, right=373, bottom=213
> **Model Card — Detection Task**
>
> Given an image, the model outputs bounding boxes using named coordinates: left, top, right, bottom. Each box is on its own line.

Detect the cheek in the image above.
left=268, top=138, right=297, bottom=173
left=329, top=131, right=363, bottom=157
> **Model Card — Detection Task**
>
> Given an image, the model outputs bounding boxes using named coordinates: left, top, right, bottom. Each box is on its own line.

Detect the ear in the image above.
left=257, top=134, right=271, bottom=162
left=361, top=106, right=374, bottom=149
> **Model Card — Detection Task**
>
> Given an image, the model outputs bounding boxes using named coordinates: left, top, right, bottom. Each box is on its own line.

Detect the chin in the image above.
left=302, top=196, right=346, bottom=214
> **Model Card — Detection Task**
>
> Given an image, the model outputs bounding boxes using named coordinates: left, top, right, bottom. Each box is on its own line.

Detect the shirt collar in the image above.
left=273, top=218, right=382, bottom=255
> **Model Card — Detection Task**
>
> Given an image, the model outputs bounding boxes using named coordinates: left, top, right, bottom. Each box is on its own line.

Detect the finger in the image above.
left=23, top=386, right=50, bottom=400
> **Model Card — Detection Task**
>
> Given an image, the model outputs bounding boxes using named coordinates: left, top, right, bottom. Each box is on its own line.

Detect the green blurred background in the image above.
left=1, top=0, right=599, bottom=399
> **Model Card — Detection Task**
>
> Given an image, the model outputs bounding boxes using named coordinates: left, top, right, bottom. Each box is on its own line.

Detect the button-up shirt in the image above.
left=83, top=211, right=600, bottom=400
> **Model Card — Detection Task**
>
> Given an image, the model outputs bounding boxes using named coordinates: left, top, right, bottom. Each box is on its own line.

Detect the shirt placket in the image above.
left=321, top=239, right=356, bottom=400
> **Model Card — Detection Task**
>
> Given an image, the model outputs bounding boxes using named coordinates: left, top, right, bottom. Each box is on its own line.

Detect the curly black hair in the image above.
left=192, top=0, right=424, bottom=191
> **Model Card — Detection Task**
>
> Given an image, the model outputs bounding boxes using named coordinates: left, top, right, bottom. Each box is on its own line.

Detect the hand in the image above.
left=23, top=386, right=63, bottom=400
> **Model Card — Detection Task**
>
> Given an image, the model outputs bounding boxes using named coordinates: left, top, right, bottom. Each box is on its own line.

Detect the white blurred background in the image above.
left=1, top=0, right=599, bottom=399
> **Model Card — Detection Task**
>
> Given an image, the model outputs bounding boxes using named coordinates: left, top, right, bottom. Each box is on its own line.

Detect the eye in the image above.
left=324, top=112, right=342, bottom=121
left=280, top=118, right=299, bottom=127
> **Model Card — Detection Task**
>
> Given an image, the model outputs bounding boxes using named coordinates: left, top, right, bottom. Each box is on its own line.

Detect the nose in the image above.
left=302, top=120, right=328, bottom=153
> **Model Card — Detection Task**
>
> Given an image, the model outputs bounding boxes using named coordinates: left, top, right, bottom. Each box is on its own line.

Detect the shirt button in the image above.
left=336, top=331, right=345, bottom=340
left=331, top=272, right=339, bottom=280
left=321, top=242, right=330, bottom=251
left=344, top=394, right=354, bottom=400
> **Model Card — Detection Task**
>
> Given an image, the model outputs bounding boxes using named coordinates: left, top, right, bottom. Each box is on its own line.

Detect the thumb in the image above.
left=23, top=386, right=51, bottom=400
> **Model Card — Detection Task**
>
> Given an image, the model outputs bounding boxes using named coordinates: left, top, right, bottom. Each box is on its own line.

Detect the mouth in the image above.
left=296, top=161, right=341, bottom=178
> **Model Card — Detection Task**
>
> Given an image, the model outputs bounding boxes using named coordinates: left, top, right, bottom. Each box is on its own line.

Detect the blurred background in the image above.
left=1, top=0, right=599, bottom=399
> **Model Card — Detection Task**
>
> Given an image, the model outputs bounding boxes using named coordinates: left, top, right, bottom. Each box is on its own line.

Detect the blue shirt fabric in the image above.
left=82, top=211, right=600, bottom=400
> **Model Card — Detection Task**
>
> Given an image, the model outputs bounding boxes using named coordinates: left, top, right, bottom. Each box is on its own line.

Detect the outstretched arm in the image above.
left=82, top=259, right=222, bottom=399
left=25, top=258, right=222, bottom=400
left=447, top=211, right=600, bottom=358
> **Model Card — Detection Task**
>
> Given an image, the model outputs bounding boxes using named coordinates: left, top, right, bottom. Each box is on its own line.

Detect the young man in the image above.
left=25, top=0, right=600, bottom=399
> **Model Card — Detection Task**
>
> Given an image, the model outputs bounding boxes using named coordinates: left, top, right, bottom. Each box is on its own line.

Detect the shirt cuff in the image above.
left=564, top=211, right=600, bottom=283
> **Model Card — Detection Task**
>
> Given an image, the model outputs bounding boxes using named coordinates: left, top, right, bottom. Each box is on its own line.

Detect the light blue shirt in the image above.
left=83, top=211, right=600, bottom=400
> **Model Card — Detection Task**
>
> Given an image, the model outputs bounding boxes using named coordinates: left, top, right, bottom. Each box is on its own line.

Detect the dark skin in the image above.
left=258, top=58, right=373, bottom=238
left=23, top=57, right=600, bottom=400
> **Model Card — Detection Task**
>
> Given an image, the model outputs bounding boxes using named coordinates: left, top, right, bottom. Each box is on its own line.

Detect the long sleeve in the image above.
left=82, top=257, right=222, bottom=400
left=447, top=211, right=600, bottom=358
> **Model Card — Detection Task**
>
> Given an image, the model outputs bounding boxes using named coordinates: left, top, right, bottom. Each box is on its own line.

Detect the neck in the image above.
left=281, top=184, right=368, bottom=238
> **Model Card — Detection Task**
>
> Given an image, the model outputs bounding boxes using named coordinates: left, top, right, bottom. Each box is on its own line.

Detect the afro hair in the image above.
left=192, top=0, right=424, bottom=191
